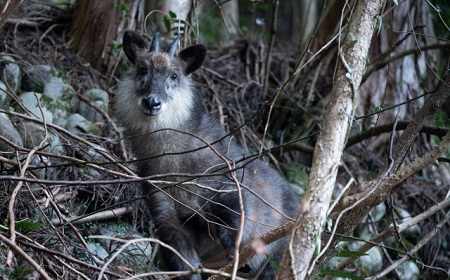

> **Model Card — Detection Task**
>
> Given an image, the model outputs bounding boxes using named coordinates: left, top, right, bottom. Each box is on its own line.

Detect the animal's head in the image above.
left=116, top=30, right=206, bottom=132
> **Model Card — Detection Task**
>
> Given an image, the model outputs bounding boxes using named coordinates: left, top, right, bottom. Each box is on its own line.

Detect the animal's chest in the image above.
left=138, top=131, right=233, bottom=220
left=139, top=133, right=212, bottom=174
left=168, top=182, right=211, bottom=216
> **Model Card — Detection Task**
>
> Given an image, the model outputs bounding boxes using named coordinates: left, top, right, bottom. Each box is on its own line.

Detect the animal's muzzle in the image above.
left=141, top=95, right=162, bottom=116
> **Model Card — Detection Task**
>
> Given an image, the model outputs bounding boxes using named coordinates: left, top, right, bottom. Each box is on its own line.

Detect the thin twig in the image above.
left=0, top=233, right=52, bottom=280
left=367, top=210, right=450, bottom=280
left=7, top=93, right=48, bottom=266
left=262, top=0, right=279, bottom=99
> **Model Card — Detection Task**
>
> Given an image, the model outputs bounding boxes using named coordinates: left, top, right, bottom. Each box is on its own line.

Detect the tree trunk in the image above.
left=276, top=0, right=386, bottom=278
left=0, top=0, right=25, bottom=30
left=69, top=0, right=143, bottom=73
left=221, top=0, right=240, bottom=37
left=358, top=0, right=441, bottom=164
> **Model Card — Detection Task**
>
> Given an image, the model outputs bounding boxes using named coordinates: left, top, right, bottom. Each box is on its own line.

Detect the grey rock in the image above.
left=397, top=260, right=420, bottom=280
left=78, top=88, right=109, bottom=123
left=0, top=113, right=23, bottom=153
left=87, top=242, right=109, bottom=261
left=362, top=247, right=383, bottom=274
left=19, top=92, right=54, bottom=123
left=358, top=227, right=375, bottom=241
left=0, top=81, right=9, bottom=109
left=370, top=202, right=387, bottom=223
left=1, top=55, right=21, bottom=93
left=43, top=74, right=77, bottom=108
left=28, top=155, right=56, bottom=180
left=323, top=255, right=346, bottom=270
left=16, top=121, right=64, bottom=155
left=66, top=113, right=101, bottom=136
left=349, top=241, right=383, bottom=275
left=361, top=202, right=387, bottom=226
left=394, top=208, right=421, bottom=237
left=21, top=65, right=52, bottom=93
left=20, top=65, right=77, bottom=126
left=94, top=223, right=153, bottom=266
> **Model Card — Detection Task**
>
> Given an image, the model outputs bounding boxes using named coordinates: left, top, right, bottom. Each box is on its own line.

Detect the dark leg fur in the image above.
left=144, top=185, right=203, bottom=280
left=255, top=239, right=288, bottom=280
left=213, top=192, right=241, bottom=258
left=158, top=225, right=203, bottom=280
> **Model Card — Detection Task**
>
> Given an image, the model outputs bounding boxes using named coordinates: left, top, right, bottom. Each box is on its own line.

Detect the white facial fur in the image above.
left=115, top=69, right=195, bottom=135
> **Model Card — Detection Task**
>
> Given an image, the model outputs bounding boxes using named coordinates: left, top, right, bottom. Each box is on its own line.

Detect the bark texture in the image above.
left=69, top=0, right=142, bottom=72
left=276, top=0, right=386, bottom=279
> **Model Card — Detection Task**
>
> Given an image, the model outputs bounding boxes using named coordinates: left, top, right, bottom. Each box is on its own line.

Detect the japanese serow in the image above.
left=115, top=30, right=300, bottom=280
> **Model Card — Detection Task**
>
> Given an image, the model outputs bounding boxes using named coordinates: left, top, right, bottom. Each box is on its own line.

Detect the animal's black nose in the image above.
left=142, top=95, right=162, bottom=116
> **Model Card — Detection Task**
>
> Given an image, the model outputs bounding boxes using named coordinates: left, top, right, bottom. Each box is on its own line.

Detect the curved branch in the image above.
left=325, top=195, right=450, bottom=277
left=388, top=75, right=450, bottom=174
left=0, top=233, right=51, bottom=280
left=346, top=121, right=448, bottom=148
left=368, top=209, right=450, bottom=279
left=337, top=128, right=450, bottom=215
left=363, top=42, right=450, bottom=81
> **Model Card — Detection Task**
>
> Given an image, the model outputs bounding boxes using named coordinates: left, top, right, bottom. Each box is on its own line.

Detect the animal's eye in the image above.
left=138, top=66, right=147, bottom=75
left=170, top=73, right=178, bottom=80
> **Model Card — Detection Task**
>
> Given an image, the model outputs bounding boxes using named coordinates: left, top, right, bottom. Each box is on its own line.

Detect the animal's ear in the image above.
left=123, top=31, right=147, bottom=64
left=179, top=45, right=206, bottom=75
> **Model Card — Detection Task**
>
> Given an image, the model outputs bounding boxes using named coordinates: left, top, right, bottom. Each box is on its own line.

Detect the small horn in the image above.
left=167, top=36, right=179, bottom=57
left=150, top=32, right=160, bottom=52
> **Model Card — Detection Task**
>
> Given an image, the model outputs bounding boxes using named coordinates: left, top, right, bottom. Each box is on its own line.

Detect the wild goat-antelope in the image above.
left=115, top=30, right=300, bottom=280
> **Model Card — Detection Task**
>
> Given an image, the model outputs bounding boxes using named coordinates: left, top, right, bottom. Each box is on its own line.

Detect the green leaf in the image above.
left=321, top=269, right=365, bottom=280
left=169, top=10, right=177, bottom=19
left=164, top=17, right=171, bottom=32
left=258, top=3, right=269, bottom=10
left=15, top=220, right=43, bottom=233
left=326, top=218, right=333, bottom=231
left=435, top=108, right=449, bottom=127
left=10, top=265, right=35, bottom=279
left=337, top=249, right=368, bottom=258
left=267, top=254, right=279, bottom=271
left=120, top=2, right=129, bottom=14
left=315, top=235, right=321, bottom=255
left=376, top=15, right=382, bottom=35
left=373, top=106, right=383, bottom=113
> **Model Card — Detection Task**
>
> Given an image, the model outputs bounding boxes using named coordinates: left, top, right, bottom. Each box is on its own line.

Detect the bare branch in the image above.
left=0, top=0, right=25, bottom=30
left=208, top=222, right=294, bottom=280
left=338, top=75, right=450, bottom=212
left=7, top=94, right=49, bottom=266
left=387, top=75, right=450, bottom=174
left=0, top=233, right=52, bottom=280
left=368, top=210, right=450, bottom=279
left=324, top=195, right=450, bottom=277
